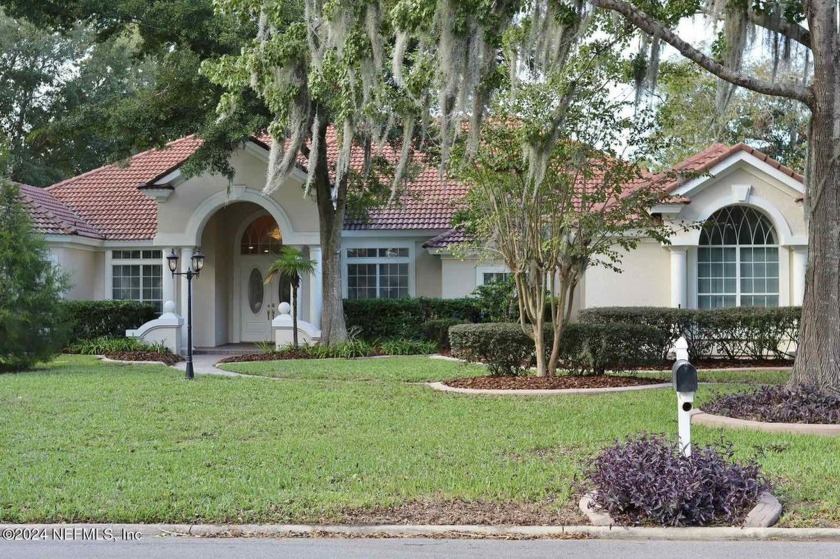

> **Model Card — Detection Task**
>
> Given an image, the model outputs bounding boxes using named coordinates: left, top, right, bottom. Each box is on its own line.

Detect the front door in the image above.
left=240, top=258, right=295, bottom=342
left=240, top=258, right=275, bottom=342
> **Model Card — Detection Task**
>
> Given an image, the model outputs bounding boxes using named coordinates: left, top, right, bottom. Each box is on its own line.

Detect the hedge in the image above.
left=578, top=306, right=800, bottom=361
left=449, top=322, right=666, bottom=376
left=343, top=298, right=483, bottom=341
left=61, top=300, right=158, bottom=344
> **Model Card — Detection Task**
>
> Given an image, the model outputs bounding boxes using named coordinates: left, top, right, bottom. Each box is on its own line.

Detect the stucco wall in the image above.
left=440, top=257, right=480, bottom=299
left=415, top=241, right=442, bottom=298
left=50, top=245, right=98, bottom=300
left=584, top=241, right=671, bottom=308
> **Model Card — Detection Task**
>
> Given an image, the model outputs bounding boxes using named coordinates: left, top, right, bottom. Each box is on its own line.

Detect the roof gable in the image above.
left=19, top=184, right=103, bottom=239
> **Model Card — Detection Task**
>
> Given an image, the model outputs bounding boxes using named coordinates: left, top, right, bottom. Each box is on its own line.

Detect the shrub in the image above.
left=704, top=385, right=840, bottom=424
left=344, top=297, right=483, bottom=341
left=422, top=318, right=467, bottom=350
left=0, top=180, right=70, bottom=372
left=449, top=322, right=666, bottom=376
left=557, top=323, right=667, bottom=375
left=65, top=336, right=170, bottom=355
left=579, top=306, right=800, bottom=361
left=449, top=323, right=534, bottom=376
left=586, top=434, right=772, bottom=526
left=379, top=339, right=438, bottom=355
left=471, top=276, right=517, bottom=322
left=62, top=300, right=158, bottom=344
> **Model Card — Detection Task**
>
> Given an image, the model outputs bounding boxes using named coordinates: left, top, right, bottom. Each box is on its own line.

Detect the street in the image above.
left=2, top=537, right=840, bottom=559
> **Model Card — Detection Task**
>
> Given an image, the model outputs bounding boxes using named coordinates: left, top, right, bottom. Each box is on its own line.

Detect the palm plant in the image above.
left=264, top=246, right=316, bottom=348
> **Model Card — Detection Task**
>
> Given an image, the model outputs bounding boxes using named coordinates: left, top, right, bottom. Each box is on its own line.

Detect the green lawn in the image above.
left=0, top=355, right=837, bottom=527
left=618, top=369, right=791, bottom=385
left=219, top=355, right=487, bottom=382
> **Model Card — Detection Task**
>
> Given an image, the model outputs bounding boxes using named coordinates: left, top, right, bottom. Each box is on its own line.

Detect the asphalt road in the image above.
left=2, top=538, right=840, bottom=559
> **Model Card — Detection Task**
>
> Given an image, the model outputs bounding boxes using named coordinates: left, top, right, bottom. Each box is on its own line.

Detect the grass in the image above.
left=616, top=369, right=791, bottom=385
left=219, top=355, right=487, bottom=382
left=0, top=355, right=837, bottom=527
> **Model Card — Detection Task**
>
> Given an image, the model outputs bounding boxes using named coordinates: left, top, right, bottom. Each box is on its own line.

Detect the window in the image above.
left=476, top=265, right=512, bottom=287
left=112, top=250, right=163, bottom=312
left=698, top=206, right=778, bottom=309
left=241, top=215, right=282, bottom=255
left=346, top=246, right=410, bottom=299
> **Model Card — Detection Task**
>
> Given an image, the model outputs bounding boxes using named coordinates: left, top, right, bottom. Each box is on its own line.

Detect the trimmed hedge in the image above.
left=422, top=318, right=467, bottom=350
left=61, top=300, right=158, bottom=344
left=343, top=298, right=483, bottom=341
left=578, top=306, right=800, bottom=361
left=449, top=322, right=666, bottom=376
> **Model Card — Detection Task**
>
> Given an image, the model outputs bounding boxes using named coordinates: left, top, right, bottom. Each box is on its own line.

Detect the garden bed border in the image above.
left=691, top=409, right=840, bottom=436
left=427, top=381, right=672, bottom=396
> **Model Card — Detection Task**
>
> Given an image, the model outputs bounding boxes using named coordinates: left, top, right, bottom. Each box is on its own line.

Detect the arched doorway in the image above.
left=238, top=214, right=293, bottom=341
left=698, top=206, right=779, bottom=308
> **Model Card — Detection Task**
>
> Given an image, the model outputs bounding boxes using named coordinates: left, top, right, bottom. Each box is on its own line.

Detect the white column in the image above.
left=309, top=246, right=323, bottom=329
left=670, top=247, right=688, bottom=309
left=179, top=247, right=193, bottom=352
left=791, top=246, right=808, bottom=306
left=161, top=248, right=176, bottom=315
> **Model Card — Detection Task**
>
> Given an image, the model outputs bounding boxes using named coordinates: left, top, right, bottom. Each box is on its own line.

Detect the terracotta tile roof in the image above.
left=422, top=227, right=470, bottom=248
left=46, top=135, right=203, bottom=240
left=19, top=183, right=103, bottom=239
left=644, top=143, right=804, bottom=193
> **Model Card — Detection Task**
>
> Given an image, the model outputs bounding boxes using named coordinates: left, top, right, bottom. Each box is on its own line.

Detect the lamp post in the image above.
left=167, top=248, right=204, bottom=380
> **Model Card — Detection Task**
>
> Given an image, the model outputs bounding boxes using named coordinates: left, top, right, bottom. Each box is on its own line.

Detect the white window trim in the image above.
left=696, top=245, right=780, bottom=308
left=475, top=265, right=511, bottom=287
left=110, top=249, right=164, bottom=307
left=341, top=240, right=415, bottom=299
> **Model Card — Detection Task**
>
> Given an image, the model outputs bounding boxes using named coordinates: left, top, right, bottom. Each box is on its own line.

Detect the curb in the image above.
left=1, top=523, right=839, bottom=541
left=691, top=409, right=840, bottom=436
left=99, top=356, right=173, bottom=367
left=580, top=492, right=782, bottom=528
left=426, top=381, right=672, bottom=396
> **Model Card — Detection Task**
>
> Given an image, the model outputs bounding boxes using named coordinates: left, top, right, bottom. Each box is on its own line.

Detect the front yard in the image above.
left=0, top=355, right=838, bottom=527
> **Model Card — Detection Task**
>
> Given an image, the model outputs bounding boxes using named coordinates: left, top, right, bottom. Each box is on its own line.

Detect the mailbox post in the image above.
left=671, top=337, right=698, bottom=457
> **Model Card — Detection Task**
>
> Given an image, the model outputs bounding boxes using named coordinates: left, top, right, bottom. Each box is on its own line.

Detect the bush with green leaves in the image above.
left=421, top=318, right=467, bottom=350
left=378, top=338, right=438, bottom=355
left=470, top=276, right=517, bottom=322
left=0, top=180, right=70, bottom=372
left=450, top=322, right=666, bottom=376
left=61, top=300, right=158, bottom=344
left=579, top=306, right=800, bottom=361
left=449, top=323, right=535, bottom=376
left=65, top=336, right=170, bottom=355
left=343, top=297, right=483, bottom=341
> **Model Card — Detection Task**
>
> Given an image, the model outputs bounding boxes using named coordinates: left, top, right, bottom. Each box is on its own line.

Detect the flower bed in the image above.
left=104, top=351, right=183, bottom=366
left=584, top=434, right=773, bottom=526
left=704, top=385, right=840, bottom=424
left=444, top=374, right=664, bottom=390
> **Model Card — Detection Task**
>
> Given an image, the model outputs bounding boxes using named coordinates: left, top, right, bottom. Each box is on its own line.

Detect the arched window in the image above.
left=240, top=215, right=282, bottom=255
left=698, top=206, right=779, bottom=308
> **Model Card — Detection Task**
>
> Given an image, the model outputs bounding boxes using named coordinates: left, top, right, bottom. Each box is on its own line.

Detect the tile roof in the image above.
left=19, top=183, right=103, bottom=239
left=643, top=143, right=804, bottom=193
left=46, top=135, right=203, bottom=240
left=422, top=227, right=470, bottom=248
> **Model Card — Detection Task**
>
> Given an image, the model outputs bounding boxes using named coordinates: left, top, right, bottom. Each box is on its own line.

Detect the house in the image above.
left=19, top=134, right=807, bottom=350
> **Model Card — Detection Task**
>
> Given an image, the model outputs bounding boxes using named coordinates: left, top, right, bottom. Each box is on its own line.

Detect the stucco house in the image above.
left=19, top=134, right=807, bottom=350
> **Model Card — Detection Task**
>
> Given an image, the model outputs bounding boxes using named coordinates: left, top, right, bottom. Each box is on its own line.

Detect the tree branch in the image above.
left=746, top=11, right=811, bottom=49
left=588, top=0, right=814, bottom=106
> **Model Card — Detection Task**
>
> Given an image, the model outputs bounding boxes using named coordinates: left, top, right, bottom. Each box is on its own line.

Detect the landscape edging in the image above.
left=691, top=409, right=840, bottom=436
left=427, top=381, right=672, bottom=396
left=579, top=491, right=781, bottom=528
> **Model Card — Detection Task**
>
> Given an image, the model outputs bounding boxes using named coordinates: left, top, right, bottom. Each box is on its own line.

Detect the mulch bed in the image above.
left=217, top=350, right=383, bottom=364
left=104, top=351, right=183, bottom=366
left=445, top=374, right=665, bottom=390
left=335, top=498, right=584, bottom=526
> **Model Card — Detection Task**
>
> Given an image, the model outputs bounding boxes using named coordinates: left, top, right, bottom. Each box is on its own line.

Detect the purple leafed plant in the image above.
left=704, top=385, right=840, bottom=424
left=585, top=434, right=772, bottom=526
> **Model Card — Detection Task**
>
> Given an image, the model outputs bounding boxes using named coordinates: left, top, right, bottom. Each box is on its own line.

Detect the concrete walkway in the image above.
left=171, top=355, right=245, bottom=378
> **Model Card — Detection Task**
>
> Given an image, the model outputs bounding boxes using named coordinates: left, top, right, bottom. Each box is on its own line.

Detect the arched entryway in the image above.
left=237, top=214, right=294, bottom=342
left=698, top=205, right=779, bottom=308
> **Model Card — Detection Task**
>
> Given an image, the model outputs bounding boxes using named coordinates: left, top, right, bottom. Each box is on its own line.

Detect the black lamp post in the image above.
left=167, top=248, right=204, bottom=380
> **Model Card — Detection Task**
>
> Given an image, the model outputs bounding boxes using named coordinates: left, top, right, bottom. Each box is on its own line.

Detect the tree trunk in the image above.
left=313, top=118, right=348, bottom=345
left=790, top=10, right=840, bottom=392
left=533, top=318, right=547, bottom=377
